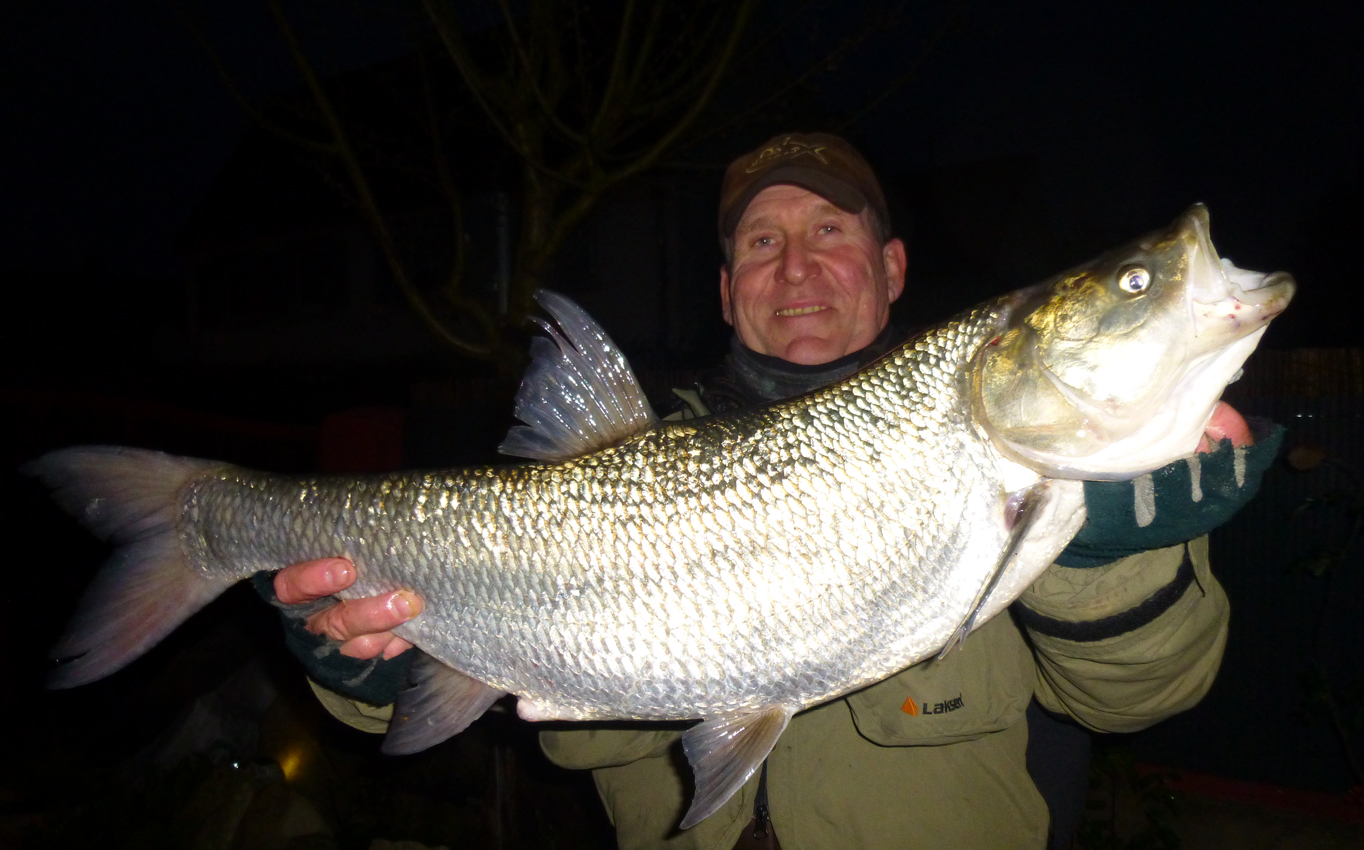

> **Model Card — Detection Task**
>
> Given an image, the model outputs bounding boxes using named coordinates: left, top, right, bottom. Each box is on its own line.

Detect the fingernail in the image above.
left=393, top=591, right=421, bottom=619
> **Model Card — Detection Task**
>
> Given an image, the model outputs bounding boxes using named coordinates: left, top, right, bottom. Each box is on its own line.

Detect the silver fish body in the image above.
left=183, top=295, right=1038, bottom=722
left=28, top=204, right=1294, bottom=827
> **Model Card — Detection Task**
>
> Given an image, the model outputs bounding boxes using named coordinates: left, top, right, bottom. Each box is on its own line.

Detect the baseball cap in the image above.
left=718, top=132, right=890, bottom=241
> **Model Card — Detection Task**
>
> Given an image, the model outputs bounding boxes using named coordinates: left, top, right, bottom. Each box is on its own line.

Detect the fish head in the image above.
left=974, top=204, right=1294, bottom=479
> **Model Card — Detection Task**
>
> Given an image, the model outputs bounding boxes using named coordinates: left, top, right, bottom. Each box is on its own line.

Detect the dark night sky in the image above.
left=1, top=1, right=418, bottom=277
left=871, top=2, right=1360, bottom=257
left=2, top=1, right=1361, bottom=330
left=793, top=2, right=1363, bottom=286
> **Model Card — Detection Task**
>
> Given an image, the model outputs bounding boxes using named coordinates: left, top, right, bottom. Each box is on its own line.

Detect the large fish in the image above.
left=27, top=204, right=1291, bottom=827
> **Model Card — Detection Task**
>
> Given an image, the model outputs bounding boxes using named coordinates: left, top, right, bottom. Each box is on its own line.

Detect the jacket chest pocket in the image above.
left=846, top=613, right=1036, bottom=746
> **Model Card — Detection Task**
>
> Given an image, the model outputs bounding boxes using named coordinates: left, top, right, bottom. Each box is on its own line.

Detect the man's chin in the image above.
left=775, top=337, right=850, bottom=365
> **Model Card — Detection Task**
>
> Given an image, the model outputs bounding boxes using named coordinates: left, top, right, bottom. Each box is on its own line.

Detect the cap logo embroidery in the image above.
left=744, top=136, right=829, bottom=173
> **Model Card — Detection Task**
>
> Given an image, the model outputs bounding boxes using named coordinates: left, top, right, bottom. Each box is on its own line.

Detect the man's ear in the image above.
left=720, top=265, right=735, bottom=326
left=883, top=238, right=907, bottom=304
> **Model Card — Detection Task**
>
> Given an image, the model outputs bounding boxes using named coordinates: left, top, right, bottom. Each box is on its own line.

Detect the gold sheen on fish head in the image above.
left=974, top=203, right=1295, bottom=480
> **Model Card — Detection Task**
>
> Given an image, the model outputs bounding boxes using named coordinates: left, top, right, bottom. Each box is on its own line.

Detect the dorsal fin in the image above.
left=499, top=290, right=659, bottom=461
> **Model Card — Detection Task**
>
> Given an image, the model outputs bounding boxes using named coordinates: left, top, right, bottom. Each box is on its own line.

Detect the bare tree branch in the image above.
left=602, top=0, right=759, bottom=185
left=199, top=0, right=935, bottom=362
left=639, top=4, right=735, bottom=103
left=496, top=0, right=587, bottom=146
left=175, top=0, right=337, bottom=154
left=506, top=0, right=758, bottom=285
left=268, top=0, right=496, bottom=359
left=588, top=0, right=637, bottom=139
left=424, top=2, right=540, bottom=172
left=414, top=49, right=469, bottom=305
left=621, top=0, right=666, bottom=110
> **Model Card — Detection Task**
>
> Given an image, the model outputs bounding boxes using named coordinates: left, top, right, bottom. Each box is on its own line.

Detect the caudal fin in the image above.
left=23, top=446, right=235, bottom=688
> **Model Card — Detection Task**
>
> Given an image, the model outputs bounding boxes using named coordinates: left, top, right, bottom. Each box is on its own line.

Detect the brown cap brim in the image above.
left=718, top=132, right=889, bottom=243
left=721, top=165, right=869, bottom=238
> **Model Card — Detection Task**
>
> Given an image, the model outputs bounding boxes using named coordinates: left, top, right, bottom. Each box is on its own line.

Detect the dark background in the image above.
left=3, top=1, right=1361, bottom=847
left=4, top=1, right=1361, bottom=349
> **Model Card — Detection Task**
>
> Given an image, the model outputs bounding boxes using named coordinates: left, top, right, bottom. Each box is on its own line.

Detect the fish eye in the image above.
left=1117, top=265, right=1151, bottom=294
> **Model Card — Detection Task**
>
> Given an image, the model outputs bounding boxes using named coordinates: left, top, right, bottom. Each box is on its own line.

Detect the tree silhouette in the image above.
left=191, top=0, right=947, bottom=361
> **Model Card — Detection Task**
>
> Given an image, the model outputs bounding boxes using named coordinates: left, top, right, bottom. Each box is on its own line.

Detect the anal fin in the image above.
left=381, top=653, right=505, bottom=755
left=678, top=706, right=793, bottom=829
left=938, top=483, right=1050, bottom=658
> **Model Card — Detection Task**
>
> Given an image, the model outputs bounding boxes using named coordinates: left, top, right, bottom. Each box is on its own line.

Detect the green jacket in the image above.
left=296, top=386, right=1277, bottom=850
left=539, top=538, right=1225, bottom=850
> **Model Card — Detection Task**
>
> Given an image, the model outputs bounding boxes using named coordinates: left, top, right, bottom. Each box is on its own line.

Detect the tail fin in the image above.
left=23, top=446, right=235, bottom=688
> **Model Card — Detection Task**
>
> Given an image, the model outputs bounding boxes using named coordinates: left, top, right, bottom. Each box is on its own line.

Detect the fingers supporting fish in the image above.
left=1198, top=401, right=1253, bottom=453
left=305, top=589, right=424, bottom=645
left=338, top=632, right=415, bottom=660
left=275, top=557, right=356, bottom=603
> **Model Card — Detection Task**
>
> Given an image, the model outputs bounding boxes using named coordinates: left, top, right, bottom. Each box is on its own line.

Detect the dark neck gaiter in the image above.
left=700, top=324, right=907, bottom=414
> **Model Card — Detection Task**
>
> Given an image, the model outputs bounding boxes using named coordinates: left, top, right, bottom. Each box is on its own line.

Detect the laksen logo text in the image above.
left=900, top=693, right=965, bottom=717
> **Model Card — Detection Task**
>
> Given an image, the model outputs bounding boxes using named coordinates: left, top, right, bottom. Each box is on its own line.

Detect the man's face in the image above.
left=721, top=185, right=906, bottom=365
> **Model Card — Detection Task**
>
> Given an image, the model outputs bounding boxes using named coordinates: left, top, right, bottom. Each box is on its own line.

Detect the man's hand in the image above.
left=274, top=558, right=421, bottom=660
left=1198, top=401, right=1253, bottom=453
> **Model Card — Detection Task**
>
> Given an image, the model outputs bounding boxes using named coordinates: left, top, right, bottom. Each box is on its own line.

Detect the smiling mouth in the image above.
left=775, top=306, right=828, bottom=317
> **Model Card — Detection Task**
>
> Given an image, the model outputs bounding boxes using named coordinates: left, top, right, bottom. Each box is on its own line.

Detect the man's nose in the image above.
left=777, top=240, right=818, bottom=285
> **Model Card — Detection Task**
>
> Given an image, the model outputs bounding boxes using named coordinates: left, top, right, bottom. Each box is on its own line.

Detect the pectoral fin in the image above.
left=678, top=706, right=794, bottom=829
left=938, top=483, right=1050, bottom=658
left=381, top=653, right=505, bottom=755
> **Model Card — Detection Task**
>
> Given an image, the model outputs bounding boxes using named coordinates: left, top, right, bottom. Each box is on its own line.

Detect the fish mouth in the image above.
left=1085, top=204, right=1295, bottom=475
left=1184, top=204, right=1296, bottom=335
left=775, top=305, right=829, bottom=317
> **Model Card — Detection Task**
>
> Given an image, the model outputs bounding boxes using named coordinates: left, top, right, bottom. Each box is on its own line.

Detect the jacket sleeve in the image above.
left=299, top=691, right=686, bottom=762
left=539, top=727, right=683, bottom=770
left=1020, top=537, right=1229, bottom=732
left=307, top=677, right=395, bottom=734
left=1014, top=424, right=1283, bottom=732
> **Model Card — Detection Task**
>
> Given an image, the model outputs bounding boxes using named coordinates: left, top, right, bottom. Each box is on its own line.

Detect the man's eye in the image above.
left=819, top=224, right=839, bottom=234
left=753, top=236, right=772, bottom=247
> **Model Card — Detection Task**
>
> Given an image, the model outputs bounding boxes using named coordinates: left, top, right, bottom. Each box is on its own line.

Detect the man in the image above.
left=268, top=133, right=1277, bottom=848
